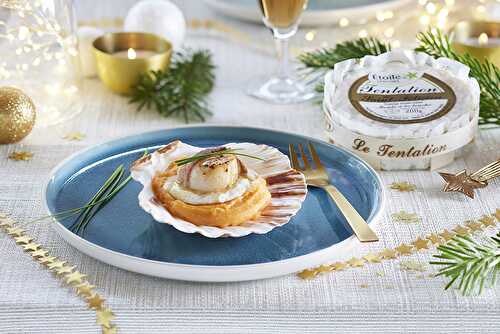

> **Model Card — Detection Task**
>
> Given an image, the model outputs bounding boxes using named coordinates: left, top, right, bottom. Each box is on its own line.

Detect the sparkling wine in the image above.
left=258, top=0, right=307, bottom=29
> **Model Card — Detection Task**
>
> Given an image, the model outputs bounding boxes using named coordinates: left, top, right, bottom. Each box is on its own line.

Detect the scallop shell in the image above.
left=131, top=141, right=307, bottom=238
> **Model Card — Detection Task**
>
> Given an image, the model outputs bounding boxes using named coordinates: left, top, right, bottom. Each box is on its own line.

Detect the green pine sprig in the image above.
left=129, top=49, right=215, bottom=123
left=175, top=147, right=264, bottom=167
left=299, top=30, right=500, bottom=127
left=430, top=233, right=500, bottom=295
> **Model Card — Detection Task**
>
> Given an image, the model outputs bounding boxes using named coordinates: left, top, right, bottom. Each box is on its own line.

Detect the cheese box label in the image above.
left=348, top=71, right=456, bottom=124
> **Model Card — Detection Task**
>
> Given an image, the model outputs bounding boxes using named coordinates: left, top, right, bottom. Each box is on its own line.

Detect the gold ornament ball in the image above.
left=0, top=87, right=36, bottom=144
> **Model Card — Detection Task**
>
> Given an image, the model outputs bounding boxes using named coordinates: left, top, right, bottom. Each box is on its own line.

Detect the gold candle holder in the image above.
left=451, top=21, right=500, bottom=67
left=93, top=32, right=172, bottom=95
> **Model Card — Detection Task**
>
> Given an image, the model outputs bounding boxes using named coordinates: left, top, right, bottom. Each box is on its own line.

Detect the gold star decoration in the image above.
left=439, top=170, right=486, bottom=199
left=31, top=249, right=49, bottom=258
left=412, top=238, right=430, bottom=250
left=391, top=211, right=421, bottom=224
left=400, top=260, right=427, bottom=272
left=297, top=210, right=500, bottom=280
left=6, top=227, right=25, bottom=237
left=346, top=257, right=366, bottom=267
left=38, top=255, right=57, bottom=265
left=75, top=282, right=96, bottom=297
left=22, top=242, right=40, bottom=252
left=390, top=181, right=416, bottom=192
left=47, top=260, right=66, bottom=270
left=363, top=253, right=382, bottom=263
left=395, top=244, right=414, bottom=256
left=439, top=229, right=455, bottom=242
left=360, top=283, right=369, bottom=288
left=87, top=294, right=105, bottom=310
left=297, top=269, right=317, bottom=279
left=14, top=235, right=33, bottom=244
left=479, top=215, right=496, bottom=227
left=63, top=131, right=86, bottom=141
left=55, top=265, right=75, bottom=277
left=464, top=220, right=484, bottom=232
left=0, top=217, right=14, bottom=228
left=102, top=325, right=118, bottom=334
left=379, top=249, right=398, bottom=259
left=96, top=307, right=115, bottom=328
left=0, top=212, right=117, bottom=333
left=331, top=262, right=348, bottom=271
left=452, top=225, right=469, bottom=236
left=426, top=233, right=443, bottom=245
left=65, top=271, right=87, bottom=285
left=8, top=150, right=34, bottom=161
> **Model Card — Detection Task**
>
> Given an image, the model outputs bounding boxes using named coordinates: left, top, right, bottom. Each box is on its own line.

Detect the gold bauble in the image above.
left=0, top=87, right=36, bottom=144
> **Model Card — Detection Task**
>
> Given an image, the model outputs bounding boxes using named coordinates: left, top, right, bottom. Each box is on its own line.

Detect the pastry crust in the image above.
left=151, top=169, right=272, bottom=227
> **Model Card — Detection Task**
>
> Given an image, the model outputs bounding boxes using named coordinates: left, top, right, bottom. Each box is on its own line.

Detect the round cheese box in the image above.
left=323, top=50, right=480, bottom=170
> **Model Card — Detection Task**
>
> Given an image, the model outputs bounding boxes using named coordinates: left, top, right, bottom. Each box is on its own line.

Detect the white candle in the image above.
left=113, top=48, right=158, bottom=59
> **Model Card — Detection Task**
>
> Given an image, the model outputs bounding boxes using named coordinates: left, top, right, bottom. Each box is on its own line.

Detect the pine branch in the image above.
left=130, top=49, right=215, bottom=123
left=416, top=30, right=500, bottom=127
left=299, top=37, right=391, bottom=69
left=430, top=233, right=500, bottom=295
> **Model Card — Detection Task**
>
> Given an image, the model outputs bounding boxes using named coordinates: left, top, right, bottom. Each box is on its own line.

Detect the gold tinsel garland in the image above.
left=298, top=209, right=500, bottom=279
left=0, top=213, right=118, bottom=334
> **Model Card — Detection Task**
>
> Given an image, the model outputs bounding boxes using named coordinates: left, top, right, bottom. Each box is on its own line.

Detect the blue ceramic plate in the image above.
left=44, top=126, right=384, bottom=282
left=204, top=0, right=411, bottom=26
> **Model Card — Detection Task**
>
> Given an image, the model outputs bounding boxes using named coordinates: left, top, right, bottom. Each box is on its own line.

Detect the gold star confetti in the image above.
left=96, top=307, right=115, bottom=328
left=464, top=220, right=483, bottom=232
left=412, top=238, right=430, bottom=250
left=87, top=294, right=105, bottom=310
left=102, top=325, right=118, bottom=334
left=8, top=150, right=34, bottom=161
left=347, top=257, right=366, bottom=267
left=55, top=265, right=75, bottom=276
left=379, top=248, right=397, bottom=259
left=297, top=269, right=317, bottom=279
left=439, top=229, right=455, bottom=241
left=426, top=233, right=443, bottom=245
left=390, top=181, right=416, bottom=192
left=6, top=227, right=25, bottom=236
left=332, top=262, right=347, bottom=271
left=452, top=225, right=469, bottom=236
left=31, top=249, right=49, bottom=258
left=400, top=260, right=427, bottom=272
left=63, top=131, right=86, bottom=141
left=14, top=235, right=32, bottom=244
left=395, top=244, right=414, bottom=255
left=75, top=282, right=96, bottom=297
left=391, top=210, right=421, bottom=224
left=65, top=271, right=87, bottom=285
left=479, top=215, right=496, bottom=227
left=360, top=284, right=369, bottom=288
left=376, top=271, right=385, bottom=277
left=22, top=242, right=40, bottom=252
left=317, top=264, right=333, bottom=273
left=38, top=255, right=57, bottom=265
left=439, top=170, right=486, bottom=198
left=363, top=253, right=382, bottom=263
left=47, top=260, right=66, bottom=270
left=0, top=217, right=14, bottom=228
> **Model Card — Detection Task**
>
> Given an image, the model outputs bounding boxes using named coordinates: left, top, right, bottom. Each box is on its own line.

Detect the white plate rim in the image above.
left=43, top=124, right=386, bottom=282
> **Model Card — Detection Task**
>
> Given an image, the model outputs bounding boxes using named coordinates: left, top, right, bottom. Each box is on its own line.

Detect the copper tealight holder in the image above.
left=451, top=21, right=500, bottom=67
left=93, top=32, right=172, bottom=95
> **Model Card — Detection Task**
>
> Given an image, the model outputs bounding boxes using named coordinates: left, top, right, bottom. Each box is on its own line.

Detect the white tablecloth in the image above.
left=1, top=1, right=499, bottom=333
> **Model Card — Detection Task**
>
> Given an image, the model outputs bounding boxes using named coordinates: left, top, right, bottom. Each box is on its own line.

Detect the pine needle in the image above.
left=129, top=49, right=215, bottom=123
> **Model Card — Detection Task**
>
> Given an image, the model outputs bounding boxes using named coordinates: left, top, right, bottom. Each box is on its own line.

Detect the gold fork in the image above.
left=289, top=143, right=379, bottom=242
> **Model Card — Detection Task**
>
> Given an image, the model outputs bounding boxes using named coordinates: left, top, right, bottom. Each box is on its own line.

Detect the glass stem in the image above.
left=276, top=36, right=290, bottom=79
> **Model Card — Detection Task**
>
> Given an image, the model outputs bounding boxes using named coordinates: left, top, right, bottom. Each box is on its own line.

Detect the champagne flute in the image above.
left=248, top=0, right=314, bottom=104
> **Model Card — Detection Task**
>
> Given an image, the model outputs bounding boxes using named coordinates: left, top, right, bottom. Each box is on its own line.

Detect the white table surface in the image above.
left=0, top=1, right=499, bottom=333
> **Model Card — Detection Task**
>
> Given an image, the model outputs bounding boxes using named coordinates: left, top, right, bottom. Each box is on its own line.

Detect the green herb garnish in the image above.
left=431, top=233, right=500, bottom=295
left=174, top=147, right=264, bottom=167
